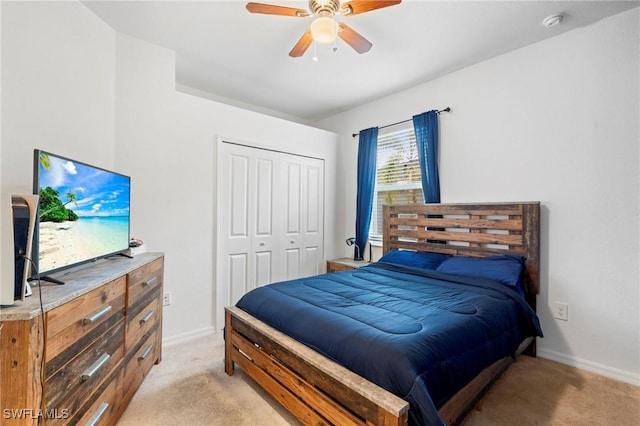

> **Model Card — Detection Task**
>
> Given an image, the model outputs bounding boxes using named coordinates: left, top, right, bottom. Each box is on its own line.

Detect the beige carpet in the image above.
left=461, top=355, right=639, bottom=426
left=117, top=334, right=297, bottom=426
left=118, top=333, right=639, bottom=425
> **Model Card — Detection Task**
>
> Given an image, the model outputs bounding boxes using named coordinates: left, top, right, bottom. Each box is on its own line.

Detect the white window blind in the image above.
left=370, top=123, right=423, bottom=238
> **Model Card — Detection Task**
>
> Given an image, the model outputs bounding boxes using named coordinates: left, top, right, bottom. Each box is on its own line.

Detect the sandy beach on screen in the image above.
left=37, top=217, right=129, bottom=273
left=38, top=221, right=91, bottom=271
left=38, top=219, right=114, bottom=274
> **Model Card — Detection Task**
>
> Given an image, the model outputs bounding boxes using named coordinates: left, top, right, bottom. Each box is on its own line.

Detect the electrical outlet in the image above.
left=552, top=302, right=568, bottom=321
left=163, top=292, right=171, bottom=306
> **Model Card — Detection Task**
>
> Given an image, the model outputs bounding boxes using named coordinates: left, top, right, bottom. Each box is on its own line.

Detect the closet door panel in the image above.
left=219, top=147, right=253, bottom=314
left=285, top=249, right=300, bottom=280
left=301, top=159, right=325, bottom=277
left=286, top=162, right=301, bottom=235
left=228, top=254, right=248, bottom=306
left=283, top=160, right=302, bottom=279
left=254, top=251, right=272, bottom=287
left=253, top=155, right=277, bottom=283
left=255, top=158, right=273, bottom=238
left=229, top=154, right=249, bottom=242
left=306, top=165, right=320, bottom=233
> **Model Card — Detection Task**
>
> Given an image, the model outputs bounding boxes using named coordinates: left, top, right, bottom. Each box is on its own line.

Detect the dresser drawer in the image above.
left=46, top=364, right=123, bottom=426
left=46, top=321, right=124, bottom=414
left=46, top=276, right=126, bottom=370
left=127, top=258, right=163, bottom=310
left=69, top=367, right=123, bottom=426
left=126, top=296, right=161, bottom=352
left=124, top=329, right=159, bottom=395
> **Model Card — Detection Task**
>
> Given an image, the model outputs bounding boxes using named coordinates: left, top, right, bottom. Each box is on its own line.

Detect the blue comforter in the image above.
left=236, top=262, right=543, bottom=425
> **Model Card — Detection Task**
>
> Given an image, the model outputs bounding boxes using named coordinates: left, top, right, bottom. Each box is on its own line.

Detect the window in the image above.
left=369, top=123, right=423, bottom=240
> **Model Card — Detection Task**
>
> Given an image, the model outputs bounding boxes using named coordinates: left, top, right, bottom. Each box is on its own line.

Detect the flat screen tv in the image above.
left=32, top=149, right=131, bottom=281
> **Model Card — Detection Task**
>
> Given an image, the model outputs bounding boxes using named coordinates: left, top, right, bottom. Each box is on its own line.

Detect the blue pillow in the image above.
left=436, top=254, right=525, bottom=288
left=378, top=250, right=450, bottom=270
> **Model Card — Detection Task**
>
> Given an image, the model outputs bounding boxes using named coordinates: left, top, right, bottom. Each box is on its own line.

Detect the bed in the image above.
left=225, top=202, right=541, bottom=425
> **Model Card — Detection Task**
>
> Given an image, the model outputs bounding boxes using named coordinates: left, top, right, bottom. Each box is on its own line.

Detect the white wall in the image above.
left=319, top=9, right=640, bottom=384
left=1, top=1, right=341, bottom=343
left=1, top=0, right=116, bottom=191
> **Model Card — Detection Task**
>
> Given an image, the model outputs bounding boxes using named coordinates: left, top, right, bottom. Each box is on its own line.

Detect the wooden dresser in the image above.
left=0, top=252, right=164, bottom=425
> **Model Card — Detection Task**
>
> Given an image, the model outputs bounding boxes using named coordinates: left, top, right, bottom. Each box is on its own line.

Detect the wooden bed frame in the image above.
left=225, top=202, right=540, bottom=426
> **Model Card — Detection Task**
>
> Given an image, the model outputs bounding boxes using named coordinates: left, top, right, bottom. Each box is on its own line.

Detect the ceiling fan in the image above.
left=246, top=0, right=402, bottom=57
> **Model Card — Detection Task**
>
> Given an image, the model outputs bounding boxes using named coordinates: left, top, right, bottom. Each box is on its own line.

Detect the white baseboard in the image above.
left=537, top=348, right=639, bottom=386
left=162, top=326, right=217, bottom=347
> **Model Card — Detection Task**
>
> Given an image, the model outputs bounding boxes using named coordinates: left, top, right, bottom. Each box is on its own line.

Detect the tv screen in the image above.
left=33, top=149, right=131, bottom=277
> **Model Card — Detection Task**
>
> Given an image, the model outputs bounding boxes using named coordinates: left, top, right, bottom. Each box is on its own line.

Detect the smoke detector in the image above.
left=543, top=13, right=564, bottom=28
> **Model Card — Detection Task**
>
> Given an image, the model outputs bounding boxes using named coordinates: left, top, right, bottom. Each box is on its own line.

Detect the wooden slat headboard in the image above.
left=383, top=202, right=540, bottom=296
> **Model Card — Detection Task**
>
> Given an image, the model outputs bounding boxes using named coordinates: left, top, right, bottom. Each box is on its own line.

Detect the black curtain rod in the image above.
left=351, top=107, right=451, bottom=138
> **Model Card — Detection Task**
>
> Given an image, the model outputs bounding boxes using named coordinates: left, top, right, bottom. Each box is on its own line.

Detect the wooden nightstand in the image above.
left=326, top=257, right=369, bottom=273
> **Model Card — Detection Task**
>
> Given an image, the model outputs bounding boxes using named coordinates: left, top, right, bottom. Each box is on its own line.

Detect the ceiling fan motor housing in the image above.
left=309, top=0, right=341, bottom=17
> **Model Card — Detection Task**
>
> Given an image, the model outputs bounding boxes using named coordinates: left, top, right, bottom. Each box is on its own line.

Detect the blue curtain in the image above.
left=354, top=127, right=378, bottom=260
left=413, top=111, right=440, bottom=203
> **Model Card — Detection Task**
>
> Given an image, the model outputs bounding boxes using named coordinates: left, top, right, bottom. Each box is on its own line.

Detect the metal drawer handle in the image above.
left=81, top=305, right=112, bottom=325
left=142, top=276, right=158, bottom=287
left=140, top=310, right=155, bottom=325
left=85, top=402, right=109, bottom=426
left=138, top=343, right=154, bottom=361
left=81, top=353, right=110, bottom=382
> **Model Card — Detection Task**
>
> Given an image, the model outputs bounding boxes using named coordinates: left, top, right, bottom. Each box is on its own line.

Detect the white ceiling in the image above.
left=82, top=0, right=639, bottom=123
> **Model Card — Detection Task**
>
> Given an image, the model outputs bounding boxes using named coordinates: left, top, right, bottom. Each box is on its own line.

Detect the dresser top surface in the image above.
left=0, top=252, right=164, bottom=321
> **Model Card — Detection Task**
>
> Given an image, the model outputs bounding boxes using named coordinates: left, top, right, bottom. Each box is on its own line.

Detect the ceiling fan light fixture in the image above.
left=310, top=16, right=338, bottom=44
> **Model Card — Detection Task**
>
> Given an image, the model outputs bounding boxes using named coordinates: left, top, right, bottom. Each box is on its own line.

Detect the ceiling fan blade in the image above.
left=338, top=23, right=372, bottom=54
left=289, top=29, right=313, bottom=57
left=340, top=0, right=402, bottom=16
left=246, top=2, right=310, bottom=17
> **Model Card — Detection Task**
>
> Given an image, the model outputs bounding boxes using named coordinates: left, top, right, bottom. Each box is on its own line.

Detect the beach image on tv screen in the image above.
left=36, top=152, right=130, bottom=273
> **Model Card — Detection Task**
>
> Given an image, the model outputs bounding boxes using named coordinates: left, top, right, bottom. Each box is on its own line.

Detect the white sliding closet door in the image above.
left=217, top=142, right=324, bottom=329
